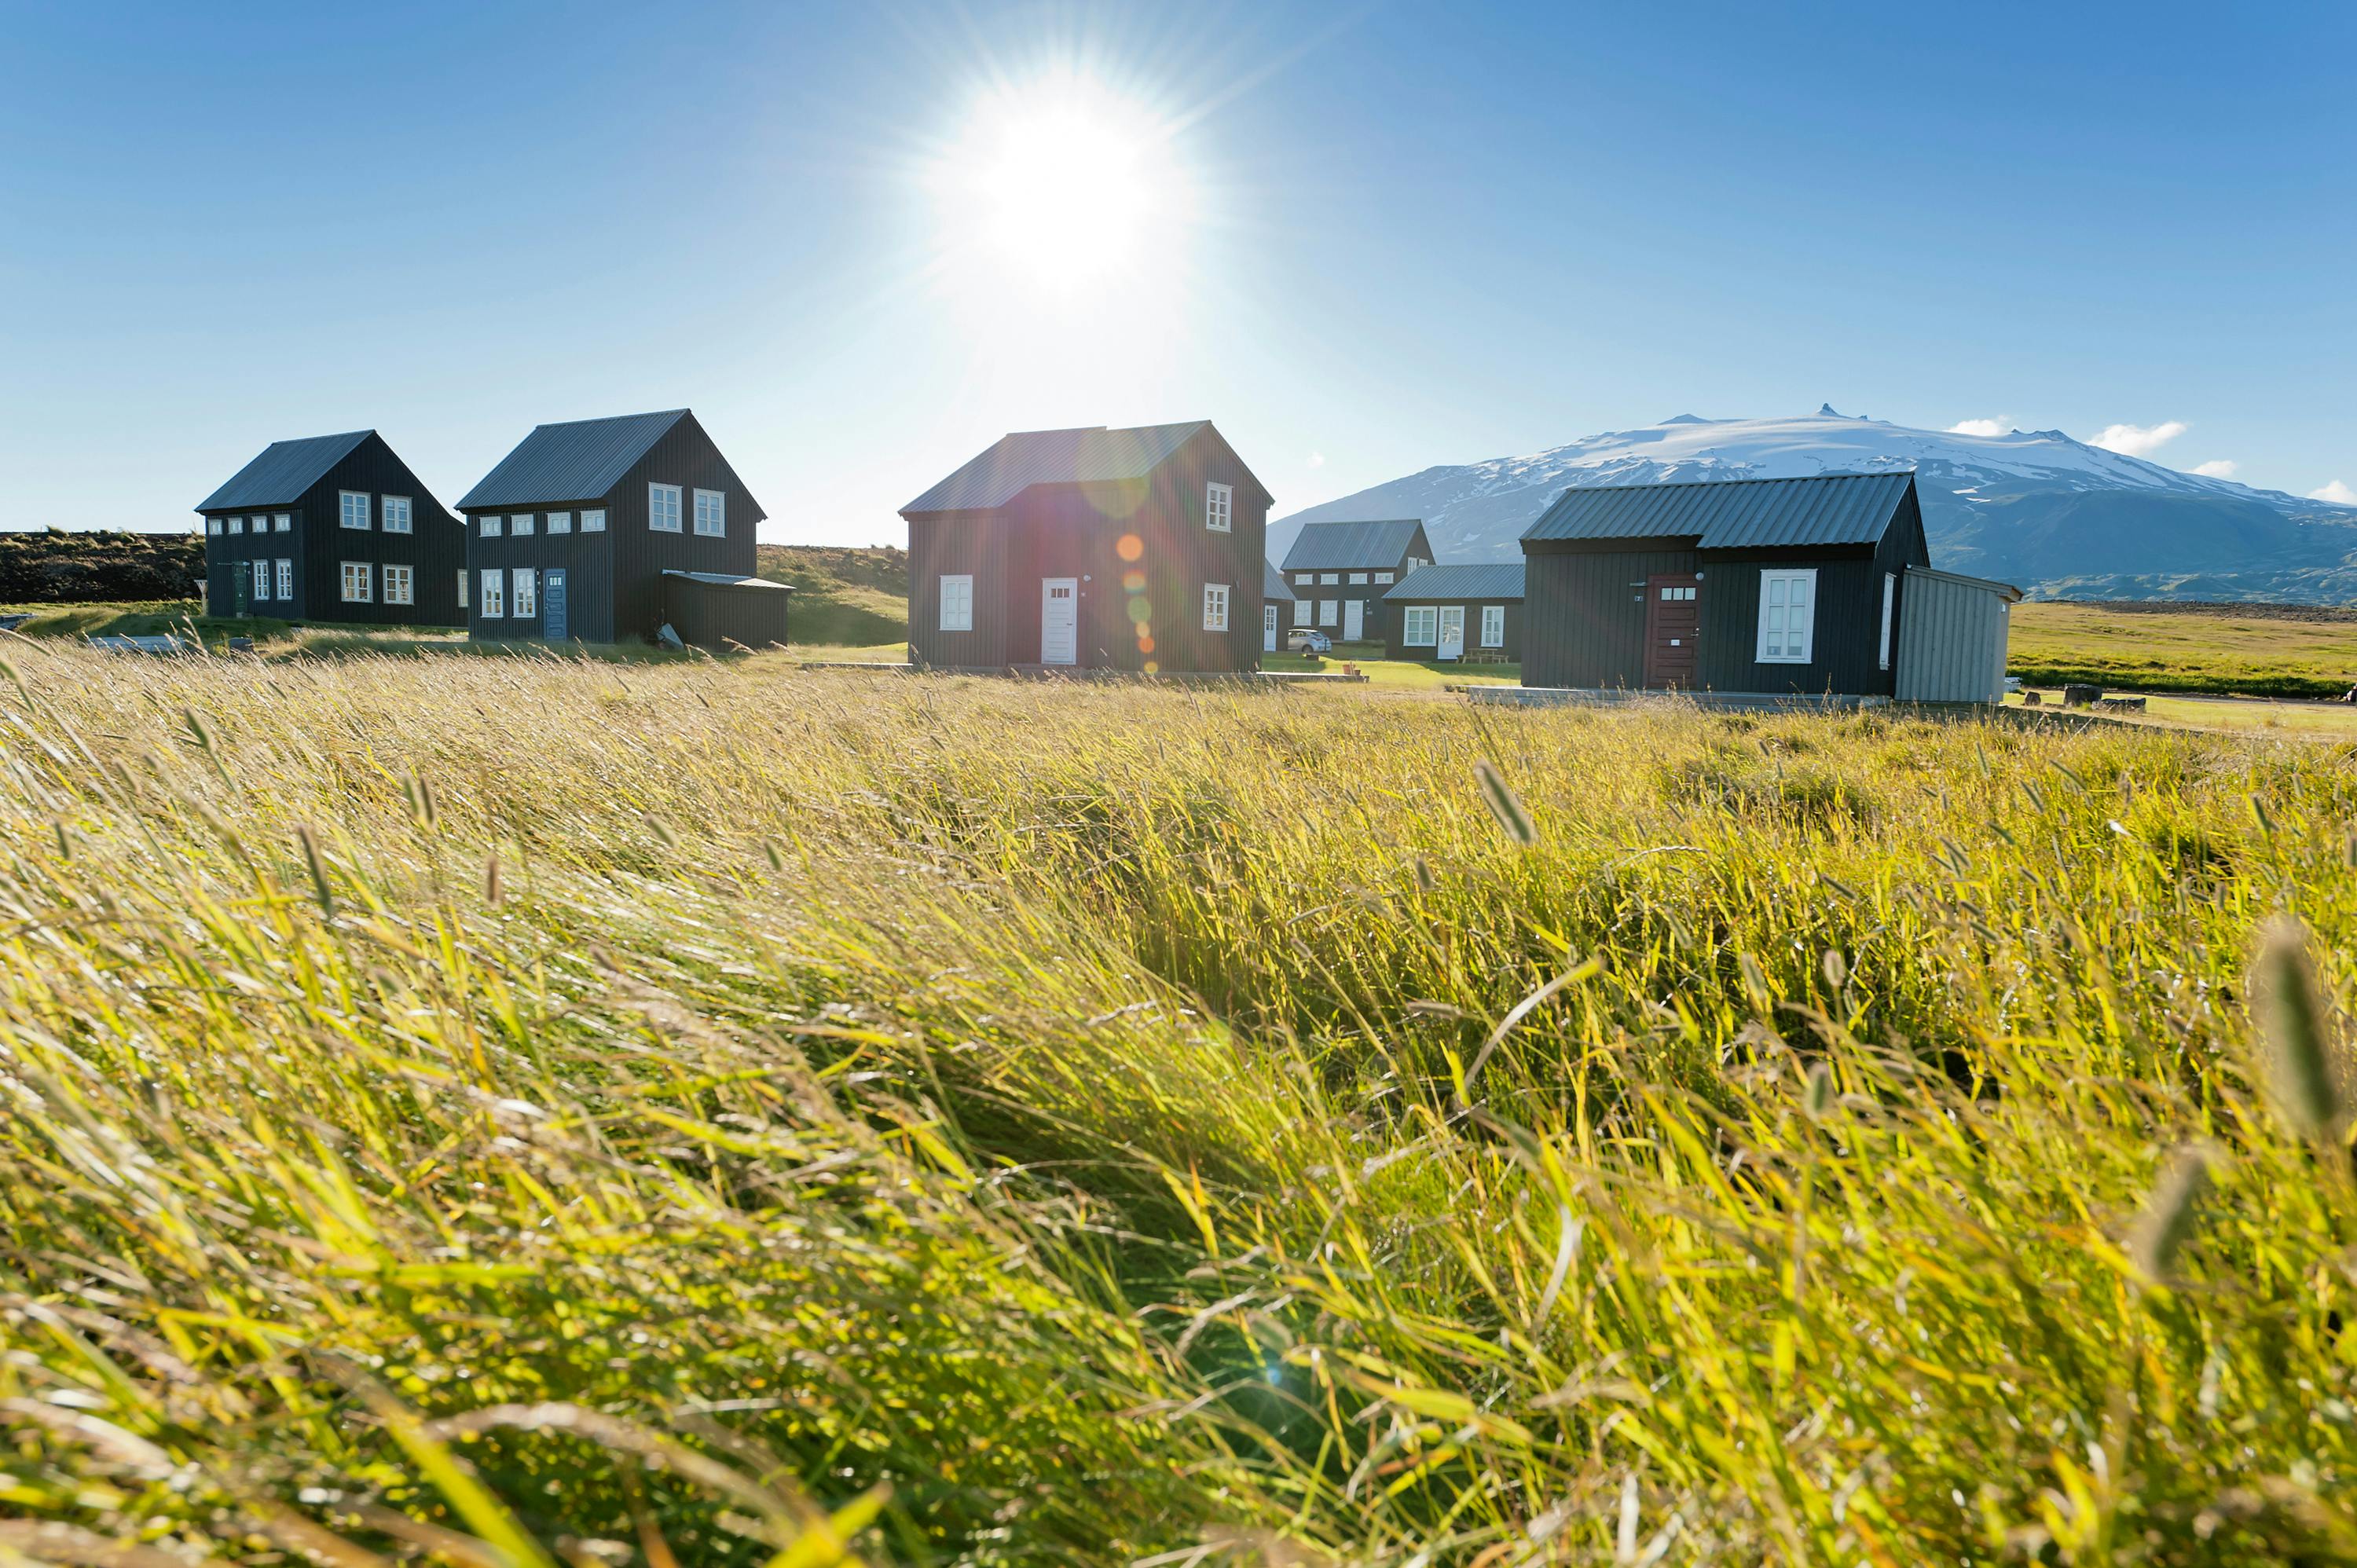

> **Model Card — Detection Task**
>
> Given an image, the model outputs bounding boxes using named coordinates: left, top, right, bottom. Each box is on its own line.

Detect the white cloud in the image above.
left=2191, top=460, right=2238, bottom=478
left=1948, top=417, right=2009, bottom=438
left=2310, top=479, right=2357, bottom=506
left=1306, top=452, right=1325, bottom=469
left=2088, top=420, right=2189, bottom=457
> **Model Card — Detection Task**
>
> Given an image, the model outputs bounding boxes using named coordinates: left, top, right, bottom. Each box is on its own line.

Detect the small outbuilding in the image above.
left=195, top=430, right=463, bottom=625
left=1892, top=566, right=2022, bottom=703
left=1262, top=559, right=1295, bottom=652
left=899, top=421, right=1272, bottom=673
left=1381, top=563, right=1525, bottom=662
left=457, top=409, right=766, bottom=647
left=1517, top=471, right=2000, bottom=698
left=1279, top=519, right=1435, bottom=644
left=660, top=571, right=791, bottom=651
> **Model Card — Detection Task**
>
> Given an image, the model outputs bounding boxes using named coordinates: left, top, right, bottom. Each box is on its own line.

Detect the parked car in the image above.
left=1286, top=627, right=1332, bottom=654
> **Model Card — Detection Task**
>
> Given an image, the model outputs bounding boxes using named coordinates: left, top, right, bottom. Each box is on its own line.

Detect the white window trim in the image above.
left=1319, top=573, right=1339, bottom=585
left=228, top=516, right=244, bottom=535
left=1755, top=567, right=1818, bottom=664
left=1373, top=570, right=1394, bottom=584
left=273, top=513, right=291, bottom=533
left=457, top=570, right=469, bottom=610
left=693, top=488, right=725, bottom=537
left=1403, top=606, right=1438, bottom=648
left=1204, top=482, right=1233, bottom=533
left=339, top=492, right=372, bottom=530
left=383, top=564, right=415, bottom=606
left=1294, top=572, right=1313, bottom=586
left=1480, top=605, right=1505, bottom=648
left=479, top=569, right=504, bottom=617
left=339, top=561, right=372, bottom=603
left=1318, top=599, right=1340, bottom=627
left=276, top=559, right=292, bottom=600
left=511, top=567, right=537, bottom=619
left=480, top=514, right=503, bottom=537
left=581, top=508, right=607, bottom=533
left=1879, top=572, right=1896, bottom=670
left=1292, top=599, right=1310, bottom=626
left=1202, top=582, right=1230, bottom=632
left=649, top=483, right=684, bottom=533
left=382, top=496, right=412, bottom=534
left=252, top=560, right=272, bottom=602
left=1347, top=572, right=1369, bottom=585
left=939, top=573, right=974, bottom=632
left=548, top=511, right=572, bottom=534
left=511, top=512, right=536, bottom=537
left=207, top=518, right=222, bottom=536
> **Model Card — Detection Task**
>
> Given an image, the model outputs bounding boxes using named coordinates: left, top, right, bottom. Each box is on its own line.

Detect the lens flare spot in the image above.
left=1116, top=533, right=1144, bottom=562
left=1122, top=570, right=1146, bottom=592
left=1126, top=595, right=1152, bottom=623
left=1143, top=660, right=1160, bottom=675
left=1137, top=634, right=1156, bottom=654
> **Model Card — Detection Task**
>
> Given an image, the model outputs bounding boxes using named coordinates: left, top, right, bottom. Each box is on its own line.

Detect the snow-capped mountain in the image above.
left=1271, top=408, right=2357, bottom=600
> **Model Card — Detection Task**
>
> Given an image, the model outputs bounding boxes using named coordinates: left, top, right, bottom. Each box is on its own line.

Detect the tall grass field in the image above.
left=2, top=643, right=2354, bottom=1564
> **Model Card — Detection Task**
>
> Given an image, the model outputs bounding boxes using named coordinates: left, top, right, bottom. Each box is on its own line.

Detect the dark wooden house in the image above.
left=1517, top=471, right=1930, bottom=694
left=1279, top=519, right=1434, bottom=644
left=1381, top=563, right=1525, bottom=663
left=1262, top=559, right=1294, bottom=652
left=456, top=409, right=768, bottom=647
left=900, top=422, right=1271, bottom=672
left=195, top=430, right=462, bottom=625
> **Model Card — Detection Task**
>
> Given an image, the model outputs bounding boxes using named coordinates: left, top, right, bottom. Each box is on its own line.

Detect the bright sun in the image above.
left=935, top=72, right=1189, bottom=293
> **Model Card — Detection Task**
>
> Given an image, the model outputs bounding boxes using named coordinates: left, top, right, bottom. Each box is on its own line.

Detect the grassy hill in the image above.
left=2011, top=598, right=2357, bottom=697
left=0, top=526, right=202, bottom=601
left=755, top=543, right=907, bottom=648
left=1, top=651, right=2354, bottom=1560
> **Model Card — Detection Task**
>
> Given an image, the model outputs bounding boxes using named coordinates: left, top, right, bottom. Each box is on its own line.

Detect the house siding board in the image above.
left=1895, top=567, right=2016, bottom=703
left=1519, top=544, right=1700, bottom=688
left=199, top=432, right=461, bottom=627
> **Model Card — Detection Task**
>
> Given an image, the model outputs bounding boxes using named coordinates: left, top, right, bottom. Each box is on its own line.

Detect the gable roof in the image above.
left=1521, top=471, right=1916, bottom=550
left=196, top=430, right=374, bottom=511
left=1382, top=562, right=1524, bottom=602
left=900, top=422, right=1219, bottom=515
left=1263, top=559, right=1294, bottom=602
left=1281, top=518, right=1426, bottom=572
left=460, top=409, right=698, bottom=510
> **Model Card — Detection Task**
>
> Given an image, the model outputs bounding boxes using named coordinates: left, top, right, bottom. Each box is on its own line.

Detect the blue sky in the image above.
left=3, top=0, right=2350, bottom=540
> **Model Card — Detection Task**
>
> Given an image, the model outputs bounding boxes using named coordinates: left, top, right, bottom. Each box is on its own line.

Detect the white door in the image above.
left=1343, top=599, right=1364, bottom=641
left=1438, top=605, right=1465, bottom=661
left=1263, top=603, right=1278, bottom=651
left=1040, top=577, right=1078, bottom=665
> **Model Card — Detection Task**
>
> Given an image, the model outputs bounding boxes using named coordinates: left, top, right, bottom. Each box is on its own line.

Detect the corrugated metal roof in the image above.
left=901, top=422, right=1209, bottom=515
left=459, top=410, right=692, bottom=509
left=1381, top=562, right=1525, bottom=602
left=1906, top=563, right=2022, bottom=601
left=1520, top=472, right=1915, bottom=550
left=196, top=430, right=373, bottom=511
left=1263, top=559, right=1294, bottom=601
left=662, top=570, right=792, bottom=590
left=1280, top=518, right=1424, bottom=571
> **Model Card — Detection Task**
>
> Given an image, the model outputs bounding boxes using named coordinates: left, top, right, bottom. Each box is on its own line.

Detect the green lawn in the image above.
left=1264, top=650, right=1521, bottom=688
left=2011, top=599, right=2357, bottom=697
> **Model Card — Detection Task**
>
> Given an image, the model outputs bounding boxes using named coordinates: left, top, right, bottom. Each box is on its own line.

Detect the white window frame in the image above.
left=1756, top=568, right=1818, bottom=664
left=479, top=569, right=503, bottom=617
left=207, top=518, right=222, bottom=536
left=939, top=573, right=974, bottom=632
left=1318, top=599, right=1339, bottom=628
left=480, top=514, right=503, bottom=538
left=383, top=564, right=415, bottom=606
left=1879, top=572, right=1896, bottom=670
left=382, top=496, right=412, bottom=534
left=252, top=560, right=272, bottom=602
left=1319, top=573, right=1339, bottom=585
left=1348, top=572, right=1369, bottom=585
left=1292, top=599, right=1311, bottom=626
left=1403, top=606, right=1438, bottom=647
left=275, top=559, right=292, bottom=600
left=581, top=508, right=607, bottom=533
left=457, top=570, right=468, bottom=610
left=339, top=561, right=372, bottom=603
left=511, top=512, right=536, bottom=537
left=228, top=515, right=244, bottom=535
left=1481, top=605, right=1505, bottom=648
left=1204, top=482, right=1232, bottom=533
left=511, top=567, right=537, bottom=619
left=548, top=511, right=572, bottom=534
left=339, top=492, right=371, bottom=530
left=1294, top=572, right=1313, bottom=586
left=1202, top=582, right=1230, bottom=632
left=274, top=513, right=291, bottom=533
left=1373, top=570, right=1394, bottom=584
left=694, top=488, right=725, bottom=537
left=648, top=483, right=683, bottom=533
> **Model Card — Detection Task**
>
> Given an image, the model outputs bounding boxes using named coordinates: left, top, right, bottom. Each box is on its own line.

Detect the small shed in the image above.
left=1261, top=560, right=1294, bottom=651
left=660, top=571, right=791, bottom=651
left=1893, top=566, right=2020, bottom=702
left=1381, top=563, right=1525, bottom=662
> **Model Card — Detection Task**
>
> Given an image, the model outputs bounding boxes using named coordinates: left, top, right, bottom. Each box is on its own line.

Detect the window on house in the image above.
left=1205, top=482, right=1232, bottom=533
left=939, top=573, right=974, bottom=632
left=1879, top=573, right=1896, bottom=670
left=1318, top=599, right=1339, bottom=627
left=1294, top=572, right=1313, bottom=586
left=479, top=570, right=503, bottom=617
left=339, top=561, right=372, bottom=602
left=1202, top=582, right=1230, bottom=631
left=548, top=511, right=572, bottom=534
left=511, top=513, right=536, bottom=537
left=582, top=509, right=607, bottom=533
left=511, top=567, right=537, bottom=618
left=649, top=484, right=683, bottom=532
left=481, top=514, right=503, bottom=538
left=1408, top=556, right=1428, bottom=570
left=1348, top=572, right=1369, bottom=585
left=694, top=489, right=725, bottom=537
left=252, top=560, right=271, bottom=602
left=1373, top=570, right=1394, bottom=584
left=1404, top=606, right=1438, bottom=647
left=382, top=496, right=413, bottom=534
left=457, top=570, right=468, bottom=610
left=384, top=565, right=415, bottom=605
left=228, top=516, right=244, bottom=535
left=276, top=559, right=292, bottom=600
left=207, top=518, right=222, bottom=536
left=1319, top=573, right=1339, bottom=585
left=274, top=514, right=291, bottom=532
left=1756, top=569, right=1817, bottom=663
left=1481, top=605, right=1505, bottom=648
left=339, top=492, right=371, bottom=530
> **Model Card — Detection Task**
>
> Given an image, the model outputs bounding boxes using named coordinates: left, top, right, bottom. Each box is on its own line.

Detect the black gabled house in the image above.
left=1279, top=519, right=1435, bottom=644
left=456, top=410, right=775, bottom=648
left=195, top=430, right=463, bottom=625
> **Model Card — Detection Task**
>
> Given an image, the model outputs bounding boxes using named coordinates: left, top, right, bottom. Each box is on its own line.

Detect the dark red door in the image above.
left=1643, top=575, right=1700, bottom=689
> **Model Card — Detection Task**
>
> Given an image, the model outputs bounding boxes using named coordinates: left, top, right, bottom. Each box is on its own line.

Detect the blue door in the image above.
left=542, top=568, right=568, bottom=641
